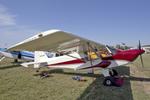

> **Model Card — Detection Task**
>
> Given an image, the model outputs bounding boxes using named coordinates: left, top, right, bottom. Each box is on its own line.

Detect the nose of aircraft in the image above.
left=138, top=49, right=145, bottom=55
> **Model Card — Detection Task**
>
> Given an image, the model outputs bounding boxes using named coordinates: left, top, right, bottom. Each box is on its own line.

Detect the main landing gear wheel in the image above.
left=109, top=69, right=118, bottom=77
left=103, top=76, right=115, bottom=86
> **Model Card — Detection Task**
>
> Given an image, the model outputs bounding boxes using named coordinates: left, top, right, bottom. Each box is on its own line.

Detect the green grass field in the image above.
left=0, top=54, right=150, bottom=100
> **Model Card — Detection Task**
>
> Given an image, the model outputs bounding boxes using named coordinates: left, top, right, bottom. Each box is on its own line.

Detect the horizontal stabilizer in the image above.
left=21, top=62, right=36, bottom=68
left=21, top=61, right=47, bottom=68
left=34, top=51, right=49, bottom=62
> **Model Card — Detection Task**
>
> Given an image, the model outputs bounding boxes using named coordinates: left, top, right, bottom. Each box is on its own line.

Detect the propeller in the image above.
left=138, top=40, right=141, bottom=50
left=138, top=40, right=144, bottom=68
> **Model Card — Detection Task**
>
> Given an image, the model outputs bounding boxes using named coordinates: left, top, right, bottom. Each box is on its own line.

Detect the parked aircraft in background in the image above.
left=130, top=45, right=150, bottom=54
left=0, top=48, right=34, bottom=62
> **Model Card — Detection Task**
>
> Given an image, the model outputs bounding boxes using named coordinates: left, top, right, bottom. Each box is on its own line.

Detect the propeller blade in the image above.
left=138, top=40, right=141, bottom=50
left=140, top=54, right=144, bottom=68
left=138, top=40, right=144, bottom=68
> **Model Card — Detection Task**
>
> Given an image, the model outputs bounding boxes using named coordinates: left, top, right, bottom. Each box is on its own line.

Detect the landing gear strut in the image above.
left=109, top=69, right=118, bottom=77
left=102, top=69, right=124, bottom=87
left=14, top=59, right=18, bottom=63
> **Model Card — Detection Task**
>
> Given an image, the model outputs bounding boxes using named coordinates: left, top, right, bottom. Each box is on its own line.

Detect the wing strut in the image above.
left=87, top=42, right=94, bottom=74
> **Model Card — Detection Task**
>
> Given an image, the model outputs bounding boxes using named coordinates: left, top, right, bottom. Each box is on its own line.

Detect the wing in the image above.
left=8, top=29, right=105, bottom=51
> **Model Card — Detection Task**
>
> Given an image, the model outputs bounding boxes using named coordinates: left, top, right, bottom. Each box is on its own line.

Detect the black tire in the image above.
left=103, top=76, right=115, bottom=86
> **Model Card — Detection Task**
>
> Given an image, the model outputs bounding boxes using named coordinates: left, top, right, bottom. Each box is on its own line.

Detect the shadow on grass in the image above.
left=38, top=67, right=150, bottom=82
left=0, top=64, right=20, bottom=70
left=76, top=66, right=150, bottom=100
left=77, top=66, right=134, bottom=100
left=34, top=69, right=101, bottom=78
left=35, top=66, right=150, bottom=100
left=126, top=76, right=150, bottom=82
left=33, top=67, right=131, bottom=100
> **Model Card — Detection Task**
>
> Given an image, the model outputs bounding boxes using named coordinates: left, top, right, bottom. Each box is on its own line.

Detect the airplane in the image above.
left=0, top=48, right=34, bottom=62
left=5, top=29, right=145, bottom=86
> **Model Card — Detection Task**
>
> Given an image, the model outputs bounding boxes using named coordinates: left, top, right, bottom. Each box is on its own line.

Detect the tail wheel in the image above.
left=14, top=59, right=18, bottom=63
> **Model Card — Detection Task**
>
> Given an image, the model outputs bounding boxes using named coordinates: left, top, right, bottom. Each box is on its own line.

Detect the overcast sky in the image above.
left=0, top=0, right=150, bottom=48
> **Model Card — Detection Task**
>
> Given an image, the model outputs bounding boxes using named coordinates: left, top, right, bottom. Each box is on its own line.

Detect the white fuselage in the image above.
left=107, top=60, right=129, bottom=68
left=41, top=52, right=101, bottom=70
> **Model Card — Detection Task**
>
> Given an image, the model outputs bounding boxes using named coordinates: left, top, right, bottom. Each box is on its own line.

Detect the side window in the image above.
left=46, top=53, right=54, bottom=58
left=56, top=53, right=60, bottom=57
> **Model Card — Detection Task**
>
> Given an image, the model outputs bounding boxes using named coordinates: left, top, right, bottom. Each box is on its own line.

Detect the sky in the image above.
left=0, top=0, right=150, bottom=48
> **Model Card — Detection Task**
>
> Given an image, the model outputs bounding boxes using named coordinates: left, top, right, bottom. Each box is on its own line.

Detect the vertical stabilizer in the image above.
left=34, top=51, right=48, bottom=63
left=33, top=51, right=48, bottom=68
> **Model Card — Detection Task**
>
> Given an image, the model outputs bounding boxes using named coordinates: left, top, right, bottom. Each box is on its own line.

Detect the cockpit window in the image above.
left=55, top=52, right=64, bottom=57
left=46, top=52, right=54, bottom=58
left=106, top=45, right=117, bottom=55
left=55, top=53, right=59, bottom=57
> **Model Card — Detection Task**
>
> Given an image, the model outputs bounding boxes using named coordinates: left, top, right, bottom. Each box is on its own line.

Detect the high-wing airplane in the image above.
left=6, top=29, right=145, bottom=86
left=0, top=48, right=34, bottom=62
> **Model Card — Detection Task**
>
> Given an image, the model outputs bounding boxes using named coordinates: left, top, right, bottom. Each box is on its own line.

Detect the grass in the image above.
left=0, top=54, right=150, bottom=100
left=134, top=54, right=150, bottom=68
